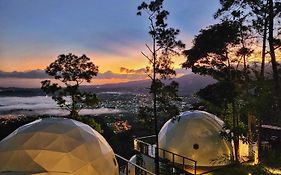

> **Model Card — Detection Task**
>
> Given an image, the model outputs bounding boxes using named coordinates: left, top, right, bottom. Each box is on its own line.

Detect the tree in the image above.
left=215, top=0, right=281, bottom=162
left=137, top=0, right=185, bottom=174
left=41, top=53, right=99, bottom=119
left=183, top=20, right=254, bottom=163
left=215, top=0, right=281, bottom=100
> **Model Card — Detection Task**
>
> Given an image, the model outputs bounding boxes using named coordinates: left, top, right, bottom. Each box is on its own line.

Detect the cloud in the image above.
left=0, top=69, right=50, bottom=79
left=0, top=69, right=147, bottom=80
left=0, top=96, right=122, bottom=116
left=0, top=67, right=192, bottom=80
left=119, top=66, right=192, bottom=77
left=96, top=71, right=147, bottom=80
left=0, top=68, right=193, bottom=88
left=119, top=67, right=146, bottom=74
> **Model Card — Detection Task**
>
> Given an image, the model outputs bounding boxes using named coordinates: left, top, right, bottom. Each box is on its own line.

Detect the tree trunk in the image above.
left=268, top=0, right=280, bottom=95
left=260, top=13, right=268, bottom=79
left=70, top=110, right=79, bottom=119
left=152, top=32, right=160, bottom=175
left=248, top=113, right=254, bottom=160
left=232, top=101, right=240, bottom=163
left=70, top=94, right=78, bottom=119
left=153, top=78, right=159, bottom=175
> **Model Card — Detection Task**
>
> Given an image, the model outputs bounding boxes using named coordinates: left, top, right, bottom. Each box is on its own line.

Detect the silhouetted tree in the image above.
left=137, top=0, right=185, bottom=173
left=215, top=0, right=281, bottom=162
left=183, top=20, right=254, bottom=163
left=215, top=0, right=281, bottom=99
left=41, top=53, right=99, bottom=119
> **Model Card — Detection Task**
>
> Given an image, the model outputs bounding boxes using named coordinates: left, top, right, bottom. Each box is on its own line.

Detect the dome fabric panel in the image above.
left=158, top=110, right=233, bottom=167
left=0, top=118, right=119, bottom=175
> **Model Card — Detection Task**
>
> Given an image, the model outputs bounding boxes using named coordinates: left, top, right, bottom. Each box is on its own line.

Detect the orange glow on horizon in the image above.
left=93, top=78, right=148, bottom=85
left=0, top=46, right=187, bottom=74
left=3, top=51, right=280, bottom=73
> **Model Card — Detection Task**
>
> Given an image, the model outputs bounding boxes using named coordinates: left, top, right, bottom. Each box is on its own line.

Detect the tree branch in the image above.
left=146, top=44, right=154, bottom=54
left=145, top=72, right=153, bottom=80
left=141, top=51, right=153, bottom=64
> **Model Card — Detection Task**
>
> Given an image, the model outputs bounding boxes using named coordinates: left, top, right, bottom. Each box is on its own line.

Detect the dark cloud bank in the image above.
left=0, top=69, right=146, bottom=80
left=0, top=68, right=191, bottom=80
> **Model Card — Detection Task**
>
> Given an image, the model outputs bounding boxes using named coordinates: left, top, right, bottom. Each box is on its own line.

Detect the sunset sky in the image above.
left=0, top=0, right=219, bottom=87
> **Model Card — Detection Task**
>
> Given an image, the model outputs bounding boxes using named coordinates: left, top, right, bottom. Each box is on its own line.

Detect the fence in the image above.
left=134, top=135, right=197, bottom=175
left=115, top=154, right=156, bottom=175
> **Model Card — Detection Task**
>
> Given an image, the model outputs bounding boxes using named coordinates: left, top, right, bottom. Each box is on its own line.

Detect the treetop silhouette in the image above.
left=41, top=53, right=99, bottom=118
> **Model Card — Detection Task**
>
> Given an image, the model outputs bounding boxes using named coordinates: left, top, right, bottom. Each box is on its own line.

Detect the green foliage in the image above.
left=153, top=80, right=181, bottom=117
left=221, top=121, right=248, bottom=142
left=138, top=106, right=154, bottom=134
left=138, top=80, right=181, bottom=132
left=41, top=53, right=99, bottom=118
left=215, top=0, right=281, bottom=100
left=246, top=78, right=281, bottom=124
left=183, top=20, right=252, bottom=81
left=76, top=116, right=103, bottom=133
left=197, top=81, right=238, bottom=107
left=182, top=0, right=281, bottom=167
left=183, top=17, right=256, bottom=163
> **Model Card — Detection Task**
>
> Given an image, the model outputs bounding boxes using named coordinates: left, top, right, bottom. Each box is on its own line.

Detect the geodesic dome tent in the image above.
left=127, top=155, right=155, bottom=175
left=158, top=110, right=233, bottom=167
left=127, top=155, right=137, bottom=175
left=0, top=118, right=119, bottom=175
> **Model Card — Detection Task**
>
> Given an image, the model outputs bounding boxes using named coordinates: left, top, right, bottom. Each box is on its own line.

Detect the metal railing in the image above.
left=115, top=154, right=156, bottom=175
left=158, top=147, right=197, bottom=175
left=134, top=137, right=156, bottom=157
left=134, top=136, right=197, bottom=175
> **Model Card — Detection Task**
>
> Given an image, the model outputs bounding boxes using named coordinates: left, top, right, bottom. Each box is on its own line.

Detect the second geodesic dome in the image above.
left=0, top=118, right=119, bottom=175
left=158, top=110, right=233, bottom=167
left=127, top=155, right=155, bottom=175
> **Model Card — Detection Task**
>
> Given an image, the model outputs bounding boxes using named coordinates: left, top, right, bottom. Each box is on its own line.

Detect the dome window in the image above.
left=193, top=143, right=199, bottom=150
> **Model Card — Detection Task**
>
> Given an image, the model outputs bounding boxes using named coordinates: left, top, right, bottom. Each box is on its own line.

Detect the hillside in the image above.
left=0, top=73, right=216, bottom=97
left=85, top=73, right=216, bottom=96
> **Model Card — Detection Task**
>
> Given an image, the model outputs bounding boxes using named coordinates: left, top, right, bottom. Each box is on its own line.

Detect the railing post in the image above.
left=125, top=163, right=128, bottom=175
left=134, top=136, right=199, bottom=175
left=194, top=161, right=197, bottom=175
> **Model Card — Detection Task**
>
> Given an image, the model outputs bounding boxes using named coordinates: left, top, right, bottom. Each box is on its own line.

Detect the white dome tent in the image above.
left=127, top=155, right=137, bottom=175
left=127, top=155, right=155, bottom=175
left=0, top=118, right=119, bottom=175
left=158, top=110, right=233, bottom=167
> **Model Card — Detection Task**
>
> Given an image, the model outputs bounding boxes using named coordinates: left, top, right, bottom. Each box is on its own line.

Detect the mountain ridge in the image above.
left=0, top=73, right=216, bottom=96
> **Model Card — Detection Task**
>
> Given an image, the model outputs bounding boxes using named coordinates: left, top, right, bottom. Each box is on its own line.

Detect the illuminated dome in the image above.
left=159, top=110, right=233, bottom=167
left=0, top=118, right=119, bottom=175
